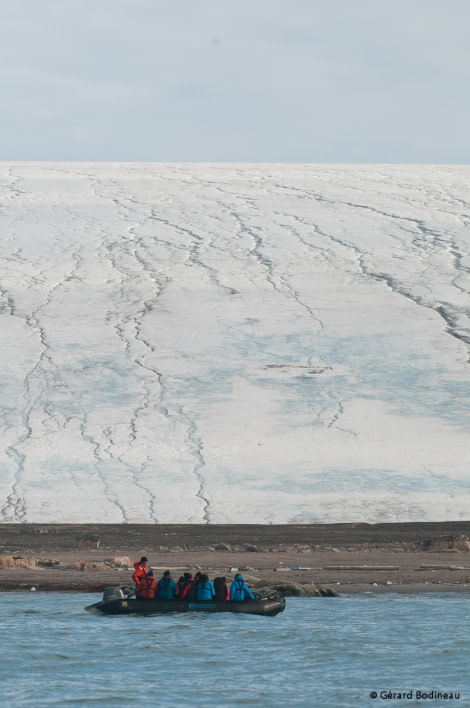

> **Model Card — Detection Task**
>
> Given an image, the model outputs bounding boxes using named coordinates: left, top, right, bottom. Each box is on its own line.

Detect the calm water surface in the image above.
left=0, top=592, right=468, bottom=707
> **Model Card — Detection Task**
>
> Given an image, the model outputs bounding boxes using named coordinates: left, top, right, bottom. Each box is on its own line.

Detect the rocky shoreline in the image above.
left=1, top=522, right=469, bottom=596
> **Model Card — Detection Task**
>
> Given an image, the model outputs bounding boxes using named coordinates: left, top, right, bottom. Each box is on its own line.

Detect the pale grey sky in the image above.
left=1, top=0, right=469, bottom=162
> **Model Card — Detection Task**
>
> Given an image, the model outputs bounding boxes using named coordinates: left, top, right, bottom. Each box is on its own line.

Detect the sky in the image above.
left=1, top=0, right=469, bottom=163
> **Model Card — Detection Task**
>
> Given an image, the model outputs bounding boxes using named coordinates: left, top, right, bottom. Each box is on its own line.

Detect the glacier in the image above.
left=0, top=162, right=469, bottom=524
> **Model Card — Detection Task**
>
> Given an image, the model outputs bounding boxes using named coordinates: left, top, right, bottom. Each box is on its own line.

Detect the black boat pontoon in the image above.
left=85, top=586, right=286, bottom=617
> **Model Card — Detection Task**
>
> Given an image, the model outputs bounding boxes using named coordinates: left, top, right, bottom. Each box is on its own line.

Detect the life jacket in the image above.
left=132, top=562, right=147, bottom=585
left=138, top=575, right=157, bottom=599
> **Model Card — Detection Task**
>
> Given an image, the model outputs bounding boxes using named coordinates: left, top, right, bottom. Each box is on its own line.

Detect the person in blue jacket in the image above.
left=157, top=570, right=176, bottom=600
left=195, top=573, right=216, bottom=601
left=230, top=573, right=255, bottom=601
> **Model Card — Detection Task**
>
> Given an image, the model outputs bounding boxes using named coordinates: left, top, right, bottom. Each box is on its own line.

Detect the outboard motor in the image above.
left=102, top=586, right=125, bottom=602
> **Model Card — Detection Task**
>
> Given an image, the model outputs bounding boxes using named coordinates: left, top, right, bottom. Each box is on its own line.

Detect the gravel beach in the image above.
left=1, top=522, right=469, bottom=595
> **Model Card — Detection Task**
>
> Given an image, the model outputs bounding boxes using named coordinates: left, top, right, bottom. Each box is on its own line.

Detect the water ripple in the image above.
left=0, top=593, right=468, bottom=707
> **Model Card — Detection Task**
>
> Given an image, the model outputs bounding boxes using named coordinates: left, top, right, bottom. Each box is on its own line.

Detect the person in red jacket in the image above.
left=179, top=573, right=195, bottom=600
left=132, top=556, right=148, bottom=589
left=137, top=570, right=157, bottom=599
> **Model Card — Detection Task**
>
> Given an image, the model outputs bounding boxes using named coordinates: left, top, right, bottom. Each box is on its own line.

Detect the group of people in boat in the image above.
left=132, top=556, right=255, bottom=602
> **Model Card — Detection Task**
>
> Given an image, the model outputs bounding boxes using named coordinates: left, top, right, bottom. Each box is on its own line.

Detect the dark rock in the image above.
left=255, top=582, right=337, bottom=598
left=422, top=535, right=470, bottom=552
left=77, top=533, right=100, bottom=550
left=37, top=559, right=62, bottom=568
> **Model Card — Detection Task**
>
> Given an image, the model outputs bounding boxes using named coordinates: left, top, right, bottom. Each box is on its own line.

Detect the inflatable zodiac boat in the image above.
left=85, top=586, right=286, bottom=616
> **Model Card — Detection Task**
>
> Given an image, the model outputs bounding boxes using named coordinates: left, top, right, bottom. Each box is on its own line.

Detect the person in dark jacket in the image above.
left=213, top=576, right=230, bottom=601
left=137, top=570, right=157, bottom=599
left=230, top=573, right=255, bottom=601
left=195, top=573, right=215, bottom=601
left=175, top=575, right=185, bottom=597
left=157, top=570, right=176, bottom=600
left=191, top=571, right=202, bottom=598
left=194, top=571, right=203, bottom=586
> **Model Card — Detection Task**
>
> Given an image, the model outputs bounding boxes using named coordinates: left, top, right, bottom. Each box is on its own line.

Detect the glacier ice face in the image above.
left=0, top=162, right=469, bottom=523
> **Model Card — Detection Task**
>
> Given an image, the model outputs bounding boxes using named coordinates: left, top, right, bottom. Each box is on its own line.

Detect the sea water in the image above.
left=0, top=593, right=468, bottom=707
